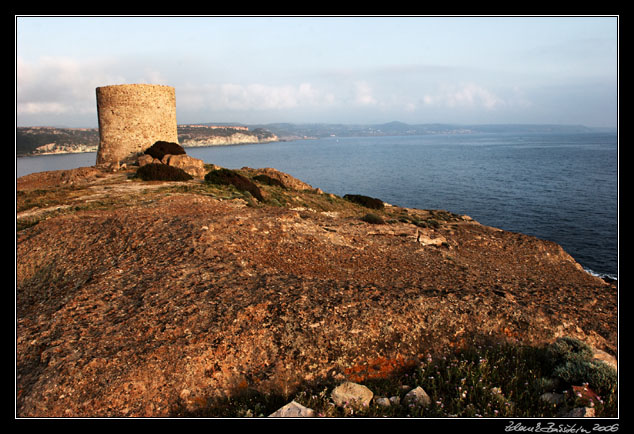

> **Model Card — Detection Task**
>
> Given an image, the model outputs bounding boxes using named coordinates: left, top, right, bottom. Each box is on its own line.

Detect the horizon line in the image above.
left=16, top=121, right=617, bottom=130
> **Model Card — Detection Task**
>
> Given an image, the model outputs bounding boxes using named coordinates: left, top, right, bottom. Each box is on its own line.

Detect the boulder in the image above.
left=403, top=386, right=431, bottom=407
left=137, top=154, right=154, bottom=167
left=331, top=382, right=374, bottom=409
left=389, top=396, right=401, bottom=406
left=592, top=348, right=617, bottom=372
left=375, top=397, right=391, bottom=407
left=162, top=154, right=207, bottom=179
left=268, top=401, right=315, bottom=417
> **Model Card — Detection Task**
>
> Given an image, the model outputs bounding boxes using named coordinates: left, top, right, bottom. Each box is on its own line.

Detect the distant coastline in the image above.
left=16, top=122, right=615, bottom=157
left=16, top=124, right=279, bottom=157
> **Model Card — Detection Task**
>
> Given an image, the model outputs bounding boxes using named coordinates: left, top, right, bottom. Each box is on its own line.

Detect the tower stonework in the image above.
left=96, top=84, right=178, bottom=166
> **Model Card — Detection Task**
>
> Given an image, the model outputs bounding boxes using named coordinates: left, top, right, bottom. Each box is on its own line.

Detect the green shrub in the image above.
left=545, top=337, right=617, bottom=395
left=204, top=168, right=264, bottom=201
left=414, top=219, right=440, bottom=229
left=545, top=337, right=594, bottom=367
left=344, top=194, right=385, bottom=210
left=135, top=163, right=193, bottom=181
left=552, top=359, right=617, bottom=395
left=144, top=141, right=186, bottom=160
left=361, top=213, right=385, bottom=224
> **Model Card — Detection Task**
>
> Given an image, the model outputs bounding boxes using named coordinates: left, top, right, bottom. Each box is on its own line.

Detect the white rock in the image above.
left=268, top=401, right=315, bottom=417
left=389, top=396, right=401, bottom=406
left=375, top=397, right=391, bottom=407
left=331, top=381, right=374, bottom=408
left=403, top=386, right=431, bottom=407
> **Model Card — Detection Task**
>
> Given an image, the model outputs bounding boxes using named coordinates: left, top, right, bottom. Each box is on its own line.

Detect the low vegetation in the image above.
left=252, top=174, right=286, bottom=188
left=344, top=194, right=385, bottom=210
left=204, top=168, right=264, bottom=202
left=361, top=213, right=386, bottom=225
left=545, top=337, right=617, bottom=395
left=172, top=338, right=617, bottom=418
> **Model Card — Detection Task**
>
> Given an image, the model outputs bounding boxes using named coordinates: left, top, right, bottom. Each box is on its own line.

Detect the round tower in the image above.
left=95, top=84, right=178, bottom=166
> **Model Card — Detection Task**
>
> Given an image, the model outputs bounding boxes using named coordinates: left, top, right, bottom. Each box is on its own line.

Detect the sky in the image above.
left=15, top=16, right=618, bottom=128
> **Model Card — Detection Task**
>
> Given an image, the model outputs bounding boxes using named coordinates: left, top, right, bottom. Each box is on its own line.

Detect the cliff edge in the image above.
left=16, top=165, right=617, bottom=417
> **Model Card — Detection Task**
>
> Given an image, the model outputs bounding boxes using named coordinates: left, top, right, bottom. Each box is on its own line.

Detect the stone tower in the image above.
left=95, top=84, right=178, bottom=166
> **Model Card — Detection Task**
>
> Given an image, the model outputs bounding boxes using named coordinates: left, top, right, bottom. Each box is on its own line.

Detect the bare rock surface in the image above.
left=16, top=166, right=617, bottom=417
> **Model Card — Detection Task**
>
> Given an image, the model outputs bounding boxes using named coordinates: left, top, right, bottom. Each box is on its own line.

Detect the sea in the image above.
left=16, top=132, right=618, bottom=281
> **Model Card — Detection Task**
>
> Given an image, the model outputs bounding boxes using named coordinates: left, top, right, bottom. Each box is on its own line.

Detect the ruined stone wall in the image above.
left=96, top=84, right=178, bottom=166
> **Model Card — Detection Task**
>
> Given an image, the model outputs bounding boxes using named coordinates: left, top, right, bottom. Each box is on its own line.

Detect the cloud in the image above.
left=16, top=56, right=172, bottom=119
left=179, top=82, right=337, bottom=112
left=423, top=83, right=505, bottom=110
left=17, top=55, right=543, bottom=126
left=352, top=81, right=377, bottom=106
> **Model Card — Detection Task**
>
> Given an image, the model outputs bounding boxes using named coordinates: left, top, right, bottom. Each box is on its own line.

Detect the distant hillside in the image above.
left=253, top=122, right=603, bottom=139
left=16, top=125, right=279, bottom=156
left=16, top=127, right=99, bottom=156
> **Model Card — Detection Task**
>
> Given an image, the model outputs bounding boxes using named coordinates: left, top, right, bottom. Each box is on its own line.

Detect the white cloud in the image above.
left=17, top=55, right=542, bottom=126
left=16, top=56, right=127, bottom=118
left=179, top=82, right=337, bottom=112
left=353, top=81, right=377, bottom=106
left=423, top=83, right=505, bottom=110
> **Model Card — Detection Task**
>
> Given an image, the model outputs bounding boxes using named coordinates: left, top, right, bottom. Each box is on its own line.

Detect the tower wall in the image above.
left=96, top=84, right=178, bottom=166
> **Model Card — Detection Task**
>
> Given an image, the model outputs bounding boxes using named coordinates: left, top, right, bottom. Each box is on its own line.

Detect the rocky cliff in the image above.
left=180, top=131, right=278, bottom=147
left=15, top=165, right=617, bottom=417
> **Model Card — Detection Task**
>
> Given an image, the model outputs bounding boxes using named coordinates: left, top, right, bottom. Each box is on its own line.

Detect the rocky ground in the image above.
left=15, top=165, right=617, bottom=417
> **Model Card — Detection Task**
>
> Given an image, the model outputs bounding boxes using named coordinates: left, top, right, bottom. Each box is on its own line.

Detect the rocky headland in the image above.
left=15, top=163, right=617, bottom=417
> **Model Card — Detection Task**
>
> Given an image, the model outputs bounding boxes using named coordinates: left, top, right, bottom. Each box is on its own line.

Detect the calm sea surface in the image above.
left=16, top=132, right=618, bottom=280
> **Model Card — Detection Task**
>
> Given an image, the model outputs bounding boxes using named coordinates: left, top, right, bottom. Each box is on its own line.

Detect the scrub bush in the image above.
left=545, top=337, right=617, bottom=395
left=205, top=168, right=264, bottom=201
left=252, top=174, right=286, bottom=188
left=136, top=163, right=193, bottom=181
left=144, top=141, right=186, bottom=160
left=361, top=213, right=385, bottom=225
left=344, top=194, right=385, bottom=210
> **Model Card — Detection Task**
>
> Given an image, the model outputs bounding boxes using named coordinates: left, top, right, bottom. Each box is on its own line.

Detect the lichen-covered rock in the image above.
left=15, top=166, right=617, bottom=417
left=240, top=167, right=316, bottom=192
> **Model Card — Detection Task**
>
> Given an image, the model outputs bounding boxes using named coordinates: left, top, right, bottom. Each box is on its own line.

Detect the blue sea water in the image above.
left=16, top=132, right=618, bottom=280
